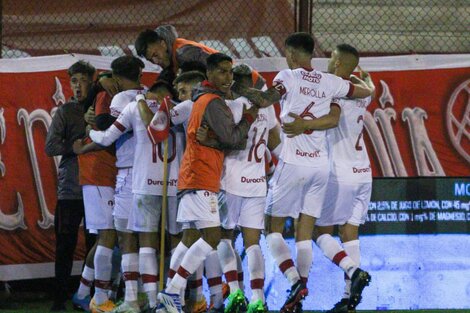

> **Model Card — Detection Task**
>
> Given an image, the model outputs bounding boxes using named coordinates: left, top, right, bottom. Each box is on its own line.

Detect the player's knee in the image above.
left=201, top=227, right=221, bottom=249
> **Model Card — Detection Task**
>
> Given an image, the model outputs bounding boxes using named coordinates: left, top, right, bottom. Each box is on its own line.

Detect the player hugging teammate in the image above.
left=68, top=26, right=376, bottom=313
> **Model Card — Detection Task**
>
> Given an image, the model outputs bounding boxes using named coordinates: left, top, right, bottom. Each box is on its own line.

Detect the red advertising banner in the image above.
left=0, top=54, right=469, bottom=280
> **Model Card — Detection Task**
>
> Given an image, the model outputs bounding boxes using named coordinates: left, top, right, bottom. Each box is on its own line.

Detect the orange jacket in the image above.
left=171, top=38, right=218, bottom=73
left=178, top=93, right=224, bottom=192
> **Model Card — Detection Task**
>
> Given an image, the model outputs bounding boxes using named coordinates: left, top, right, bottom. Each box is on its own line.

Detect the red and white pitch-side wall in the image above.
left=0, top=54, right=468, bottom=280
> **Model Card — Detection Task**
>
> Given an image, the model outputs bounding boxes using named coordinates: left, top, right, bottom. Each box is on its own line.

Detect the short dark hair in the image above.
left=285, top=32, right=314, bottom=55
left=336, top=44, right=359, bottom=59
left=149, top=80, right=177, bottom=98
left=206, top=53, right=232, bottom=71
left=179, top=61, right=207, bottom=75
left=135, top=29, right=164, bottom=57
left=111, top=56, right=145, bottom=82
left=67, top=60, right=95, bottom=78
left=173, top=71, right=206, bottom=85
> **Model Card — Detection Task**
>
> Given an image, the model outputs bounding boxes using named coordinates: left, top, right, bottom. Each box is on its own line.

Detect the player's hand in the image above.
left=99, top=77, right=119, bottom=97
left=282, top=113, right=308, bottom=138
left=243, top=104, right=259, bottom=122
left=358, top=65, right=370, bottom=80
left=85, top=124, right=92, bottom=137
left=196, top=125, right=209, bottom=143
left=84, top=105, right=96, bottom=126
left=73, top=139, right=85, bottom=155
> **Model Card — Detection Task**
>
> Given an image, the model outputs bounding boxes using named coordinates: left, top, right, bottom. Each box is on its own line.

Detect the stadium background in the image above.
left=0, top=0, right=469, bottom=311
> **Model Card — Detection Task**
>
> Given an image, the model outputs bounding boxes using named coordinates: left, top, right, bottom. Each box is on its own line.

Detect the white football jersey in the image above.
left=109, top=88, right=146, bottom=168
left=328, top=96, right=372, bottom=183
left=221, top=96, right=277, bottom=197
left=170, top=100, right=193, bottom=128
left=113, top=100, right=184, bottom=196
left=274, top=68, right=353, bottom=167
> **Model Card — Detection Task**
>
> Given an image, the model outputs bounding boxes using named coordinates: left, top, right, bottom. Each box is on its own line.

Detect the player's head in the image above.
left=135, top=29, right=170, bottom=68
left=173, top=71, right=206, bottom=101
left=328, top=44, right=359, bottom=76
left=232, top=63, right=253, bottom=89
left=284, top=32, right=314, bottom=69
left=178, top=61, right=207, bottom=76
left=147, top=80, right=176, bottom=103
left=67, top=60, right=95, bottom=102
left=111, top=56, right=145, bottom=90
left=206, top=53, right=233, bottom=94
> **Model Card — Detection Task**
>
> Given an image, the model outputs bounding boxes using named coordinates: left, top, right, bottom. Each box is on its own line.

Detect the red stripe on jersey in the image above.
left=123, top=271, right=139, bottom=281
left=333, top=250, right=348, bottom=266
left=250, top=278, right=264, bottom=289
left=207, top=277, right=222, bottom=287
left=177, top=266, right=191, bottom=279
left=279, top=259, right=295, bottom=273
left=346, top=82, right=355, bottom=98
left=113, top=120, right=126, bottom=132
left=141, top=274, right=158, bottom=283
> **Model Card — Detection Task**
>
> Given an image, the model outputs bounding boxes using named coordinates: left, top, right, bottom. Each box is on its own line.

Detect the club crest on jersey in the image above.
left=301, top=71, right=321, bottom=83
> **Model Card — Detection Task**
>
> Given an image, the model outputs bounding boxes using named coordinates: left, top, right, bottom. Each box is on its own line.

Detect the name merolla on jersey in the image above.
left=352, top=166, right=371, bottom=173
left=240, top=175, right=267, bottom=184
left=147, top=178, right=178, bottom=186
left=300, top=71, right=322, bottom=83
left=299, top=86, right=326, bottom=99
left=296, top=149, right=321, bottom=158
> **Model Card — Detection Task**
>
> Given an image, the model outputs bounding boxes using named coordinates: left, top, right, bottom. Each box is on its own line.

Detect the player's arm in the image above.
left=267, top=122, right=282, bottom=156
left=72, top=140, right=103, bottom=155
left=137, top=99, right=154, bottom=127
left=203, top=99, right=258, bottom=149
left=95, top=113, right=117, bottom=130
left=282, top=104, right=341, bottom=138
left=350, top=66, right=376, bottom=99
left=45, top=108, right=74, bottom=157
left=231, top=83, right=281, bottom=108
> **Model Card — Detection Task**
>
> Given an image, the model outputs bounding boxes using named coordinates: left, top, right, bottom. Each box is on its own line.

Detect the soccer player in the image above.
left=45, top=60, right=96, bottom=312
left=233, top=32, right=373, bottom=312
left=133, top=25, right=266, bottom=90
left=75, top=56, right=147, bottom=313
left=156, top=53, right=258, bottom=313
left=283, top=44, right=374, bottom=313
left=86, top=80, right=182, bottom=311
left=197, top=63, right=282, bottom=313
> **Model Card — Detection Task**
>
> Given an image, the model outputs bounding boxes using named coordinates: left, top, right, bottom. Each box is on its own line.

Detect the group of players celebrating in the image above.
left=62, top=25, right=375, bottom=313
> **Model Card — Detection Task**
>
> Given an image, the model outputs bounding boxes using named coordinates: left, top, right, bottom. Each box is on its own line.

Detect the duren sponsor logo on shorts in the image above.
left=240, top=175, right=266, bottom=184
left=147, top=178, right=178, bottom=186
left=296, top=149, right=320, bottom=158
left=352, top=166, right=371, bottom=173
